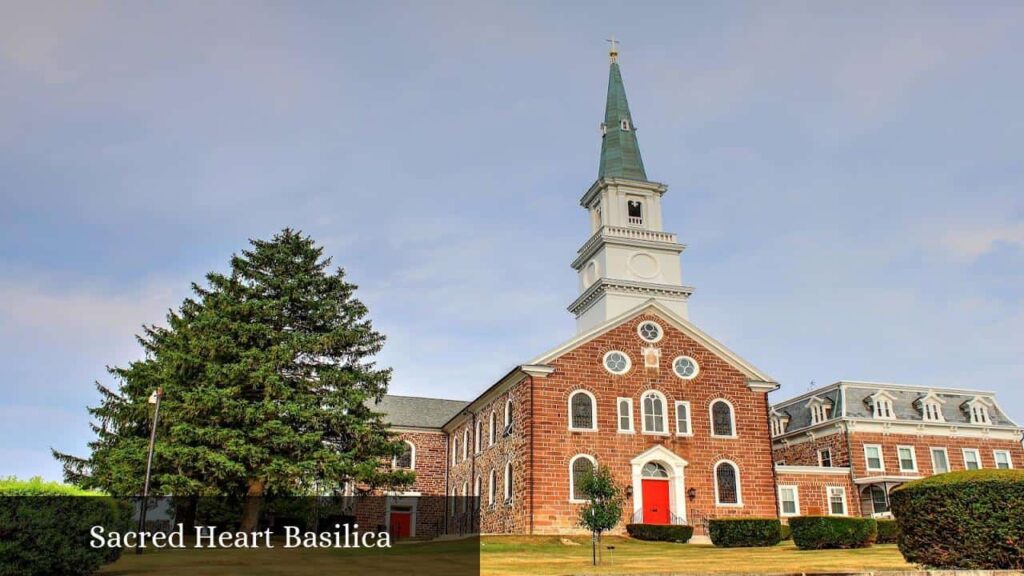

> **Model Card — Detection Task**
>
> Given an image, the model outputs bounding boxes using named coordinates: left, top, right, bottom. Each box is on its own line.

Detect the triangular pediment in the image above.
left=530, top=299, right=777, bottom=389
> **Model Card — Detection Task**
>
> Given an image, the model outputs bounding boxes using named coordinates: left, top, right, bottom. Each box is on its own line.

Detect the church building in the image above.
left=370, top=47, right=1024, bottom=540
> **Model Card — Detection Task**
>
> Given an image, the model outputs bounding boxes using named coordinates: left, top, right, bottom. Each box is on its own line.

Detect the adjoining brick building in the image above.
left=365, top=48, right=1024, bottom=539
left=770, top=381, right=1023, bottom=519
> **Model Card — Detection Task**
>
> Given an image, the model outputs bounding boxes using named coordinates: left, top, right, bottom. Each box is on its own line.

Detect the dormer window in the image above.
left=867, top=390, right=897, bottom=420
left=962, top=396, right=993, bottom=425
left=627, top=200, right=643, bottom=225
left=769, top=408, right=789, bottom=437
left=916, top=391, right=946, bottom=422
left=620, top=118, right=631, bottom=131
left=970, top=404, right=990, bottom=425
left=770, top=417, right=788, bottom=437
left=807, top=396, right=832, bottom=425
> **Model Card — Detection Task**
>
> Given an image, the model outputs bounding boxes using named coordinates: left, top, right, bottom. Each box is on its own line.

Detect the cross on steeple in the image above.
left=606, top=36, right=619, bottom=62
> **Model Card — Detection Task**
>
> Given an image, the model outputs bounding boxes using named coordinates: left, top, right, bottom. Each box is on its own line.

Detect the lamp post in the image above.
left=136, top=387, right=163, bottom=555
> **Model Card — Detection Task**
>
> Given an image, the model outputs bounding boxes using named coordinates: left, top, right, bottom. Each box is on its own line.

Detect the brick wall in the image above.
left=528, top=313, right=778, bottom=535
left=772, top=428, right=850, bottom=468
left=847, top=430, right=1024, bottom=477
left=446, top=382, right=533, bottom=534
left=774, top=469, right=858, bottom=519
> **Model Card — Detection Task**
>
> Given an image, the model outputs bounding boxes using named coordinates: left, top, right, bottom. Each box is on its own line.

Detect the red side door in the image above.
left=641, top=479, right=670, bottom=525
left=389, top=511, right=412, bottom=538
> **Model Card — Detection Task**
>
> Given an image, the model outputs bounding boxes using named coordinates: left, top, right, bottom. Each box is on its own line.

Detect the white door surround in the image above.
left=630, top=445, right=688, bottom=524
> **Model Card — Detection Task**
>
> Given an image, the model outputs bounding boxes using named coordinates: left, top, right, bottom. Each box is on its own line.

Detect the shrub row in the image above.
left=789, top=516, right=876, bottom=549
left=891, top=469, right=1024, bottom=570
left=625, top=523, right=693, bottom=543
left=875, top=519, right=899, bottom=544
left=708, top=518, right=781, bottom=547
left=0, top=477, right=131, bottom=576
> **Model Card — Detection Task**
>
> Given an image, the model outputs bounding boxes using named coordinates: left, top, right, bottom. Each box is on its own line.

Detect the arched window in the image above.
left=714, top=460, right=741, bottom=505
left=461, top=481, right=469, bottom=513
left=451, top=436, right=457, bottom=463
left=488, top=468, right=496, bottom=506
left=475, top=420, right=484, bottom=453
left=489, top=411, right=496, bottom=446
left=569, top=390, right=596, bottom=430
left=462, top=429, right=470, bottom=461
left=641, top=461, right=669, bottom=478
left=451, top=488, right=458, bottom=518
left=627, top=199, right=643, bottom=225
left=504, top=462, right=514, bottom=504
left=710, top=399, right=736, bottom=437
left=641, top=391, right=666, bottom=434
left=569, top=455, right=596, bottom=502
left=394, top=440, right=414, bottom=469
left=504, top=399, right=514, bottom=436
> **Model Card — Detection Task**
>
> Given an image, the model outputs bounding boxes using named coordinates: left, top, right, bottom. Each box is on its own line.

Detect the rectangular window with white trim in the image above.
left=827, top=486, right=847, bottom=516
left=994, top=450, right=1013, bottom=469
left=930, top=447, right=950, bottom=474
left=897, top=446, right=918, bottom=472
left=864, top=444, right=884, bottom=472
left=963, top=448, right=982, bottom=470
left=778, top=485, right=799, bottom=517
left=818, top=448, right=832, bottom=467
left=616, top=398, right=633, bottom=433
left=675, top=401, right=691, bottom=436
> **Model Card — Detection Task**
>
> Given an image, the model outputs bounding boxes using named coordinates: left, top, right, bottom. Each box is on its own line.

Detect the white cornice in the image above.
left=775, top=465, right=852, bottom=476
left=579, top=177, right=668, bottom=207
left=567, top=279, right=694, bottom=317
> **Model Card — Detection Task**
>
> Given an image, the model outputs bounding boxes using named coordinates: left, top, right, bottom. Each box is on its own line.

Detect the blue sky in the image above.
left=2, top=1, right=1022, bottom=481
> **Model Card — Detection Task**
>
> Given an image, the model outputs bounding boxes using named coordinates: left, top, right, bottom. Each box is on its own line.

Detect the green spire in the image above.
left=598, top=55, right=647, bottom=181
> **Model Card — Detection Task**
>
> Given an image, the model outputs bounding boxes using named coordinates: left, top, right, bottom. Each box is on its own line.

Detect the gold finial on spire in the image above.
left=606, top=36, right=619, bottom=63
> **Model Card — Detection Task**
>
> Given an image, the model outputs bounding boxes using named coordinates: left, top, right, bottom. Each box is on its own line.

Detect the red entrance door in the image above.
left=641, top=479, right=670, bottom=525
left=389, top=511, right=412, bottom=538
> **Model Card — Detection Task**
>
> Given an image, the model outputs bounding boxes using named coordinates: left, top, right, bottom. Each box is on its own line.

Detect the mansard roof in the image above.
left=369, top=394, right=469, bottom=429
left=771, top=380, right=1019, bottom=434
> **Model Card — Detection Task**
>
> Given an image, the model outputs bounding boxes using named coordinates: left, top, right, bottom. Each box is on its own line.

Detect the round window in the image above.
left=672, top=356, right=699, bottom=380
left=603, top=351, right=631, bottom=375
left=637, top=321, right=663, bottom=343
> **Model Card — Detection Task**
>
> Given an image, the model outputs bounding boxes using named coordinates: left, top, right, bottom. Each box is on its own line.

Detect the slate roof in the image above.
left=369, top=394, right=469, bottom=429
left=772, top=381, right=1019, bottom=435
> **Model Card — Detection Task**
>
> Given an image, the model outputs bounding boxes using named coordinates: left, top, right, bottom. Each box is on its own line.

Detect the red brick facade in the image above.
left=439, top=311, right=780, bottom=535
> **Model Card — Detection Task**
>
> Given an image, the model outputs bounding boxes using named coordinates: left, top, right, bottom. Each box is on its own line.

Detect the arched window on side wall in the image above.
left=569, top=455, right=596, bottom=502
left=569, top=390, right=596, bottom=430
left=710, top=400, right=736, bottom=437
left=504, top=462, right=514, bottom=504
left=714, top=460, right=741, bottom=505
left=394, top=440, right=414, bottom=470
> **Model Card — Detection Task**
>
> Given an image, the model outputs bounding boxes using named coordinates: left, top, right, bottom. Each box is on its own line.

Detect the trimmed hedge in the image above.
left=708, top=518, right=781, bottom=547
left=875, top=519, right=899, bottom=544
left=0, top=477, right=131, bottom=576
left=789, top=516, right=877, bottom=549
left=625, top=523, right=693, bottom=543
left=890, top=469, right=1024, bottom=569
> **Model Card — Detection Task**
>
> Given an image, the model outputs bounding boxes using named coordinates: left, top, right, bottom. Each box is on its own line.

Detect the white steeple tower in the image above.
left=568, top=47, right=692, bottom=333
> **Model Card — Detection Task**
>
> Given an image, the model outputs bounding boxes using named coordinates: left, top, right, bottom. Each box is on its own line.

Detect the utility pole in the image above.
left=136, top=387, right=163, bottom=555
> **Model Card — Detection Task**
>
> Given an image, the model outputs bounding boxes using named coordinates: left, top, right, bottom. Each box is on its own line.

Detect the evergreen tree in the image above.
left=54, top=229, right=411, bottom=528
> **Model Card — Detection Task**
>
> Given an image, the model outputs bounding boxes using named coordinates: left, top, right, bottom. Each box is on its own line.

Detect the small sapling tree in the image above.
left=576, top=465, right=624, bottom=566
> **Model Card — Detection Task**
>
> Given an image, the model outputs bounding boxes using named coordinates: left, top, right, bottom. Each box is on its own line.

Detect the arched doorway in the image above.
left=640, top=462, right=671, bottom=524
left=630, top=445, right=689, bottom=525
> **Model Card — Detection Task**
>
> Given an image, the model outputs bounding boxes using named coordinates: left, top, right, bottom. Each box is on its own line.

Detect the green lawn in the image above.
left=99, top=535, right=914, bottom=575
